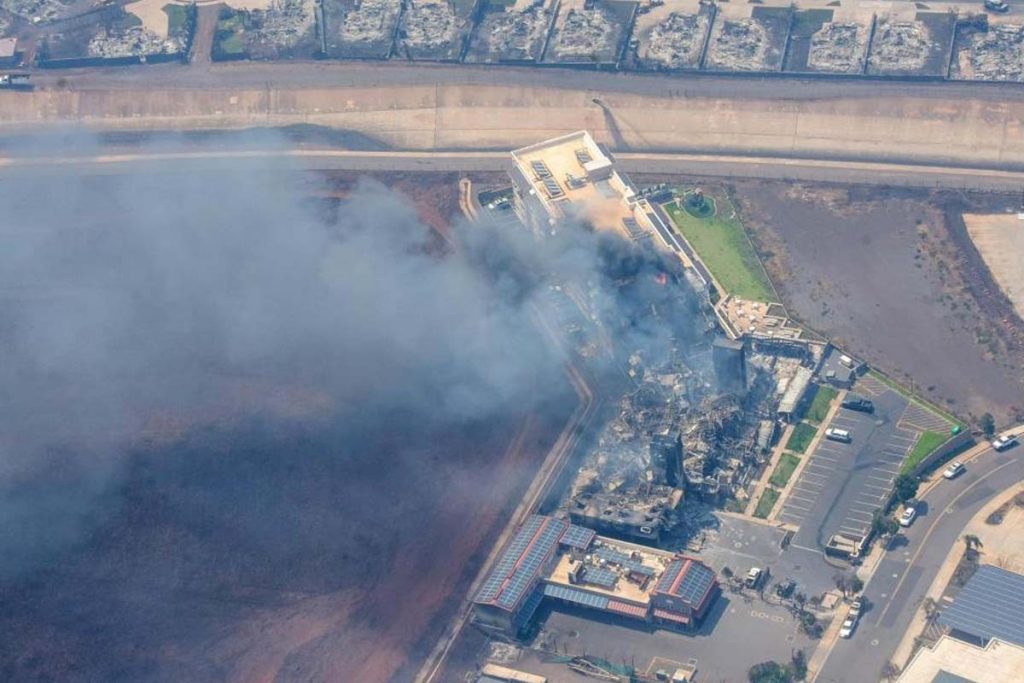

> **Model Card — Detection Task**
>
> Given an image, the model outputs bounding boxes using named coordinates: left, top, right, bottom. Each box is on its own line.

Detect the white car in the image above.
left=825, top=427, right=852, bottom=443
left=849, top=597, right=864, bottom=619
left=839, top=616, right=858, bottom=638
left=899, top=506, right=918, bottom=527
left=943, top=462, right=965, bottom=479
left=992, top=434, right=1019, bottom=452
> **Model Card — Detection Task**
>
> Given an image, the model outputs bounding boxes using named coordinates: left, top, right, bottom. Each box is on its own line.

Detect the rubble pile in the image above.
left=88, top=26, right=179, bottom=57
left=868, top=18, right=930, bottom=72
left=252, top=0, right=315, bottom=48
left=963, top=24, right=1024, bottom=81
left=480, top=4, right=550, bottom=58
left=552, top=8, right=614, bottom=59
left=340, top=0, right=402, bottom=43
left=1, top=0, right=65, bottom=23
left=401, top=0, right=456, bottom=49
left=808, top=22, right=867, bottom=73
left=707, top=19, right=768, bottom=70
left=642, top=12, right=709, bottom=68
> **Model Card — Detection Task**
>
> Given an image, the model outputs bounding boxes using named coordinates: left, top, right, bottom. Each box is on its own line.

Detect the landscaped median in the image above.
left=786, top=422, right=818, bottom=454
left=902, top=431, right=951, bottom=475
left=753, top=487, right=781, bottom=519
left=769, top=453, right=801, bottom=488
left=805, top=385, right=838, bottom=424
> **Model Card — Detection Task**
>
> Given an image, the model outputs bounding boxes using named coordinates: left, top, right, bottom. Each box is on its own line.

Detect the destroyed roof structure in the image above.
left=704, top=6, right=791, bottom=72
left=395, top=0, right=472, bottom=60
left=866, top=12, right=955, bottom=77
left=807, top=21, right=869, bottom=73
left=465, top=0, right=555, bottom=63
left=952, top=19, right=1024, bottom=82
left=633, top=7, right=712, bottom=70
left=542, top=0, right=636, bottom=66
left=324, top=0, right=404, bottom=59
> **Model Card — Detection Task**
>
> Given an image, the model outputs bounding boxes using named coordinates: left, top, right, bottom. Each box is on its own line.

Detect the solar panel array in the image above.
left=474, top=515, right=568, bottom=611
left=544, top=583, right=610, bottom=610
left=531, top=160, right=552, bottom=178
left=623, top=218, right=646, bottom=239
left=673, top=561, right=716, bottom=606
left=593, top=545, right=654, bottom=577
left=542, top=178, right=563, bottom=198
left=575, top=148, right=593, bottom=165
left=655, top=559, right=684, bottom=594
left=939, top=565, right=1024, bottom=647
left=559, top=524, right=596, bottom=550
left=583, top=566, right=618, bottom=589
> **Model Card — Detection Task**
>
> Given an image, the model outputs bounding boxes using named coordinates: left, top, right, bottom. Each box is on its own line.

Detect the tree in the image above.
left=872, top=509, right=900, bottom=538
left=722, top=566, right=734, bottom=580
left=963, top=533, right=983, bottom=552
left=979, top=412, right=996, bottom=438
left=895, top=474, right=919, bottom=503
left=790, top=649, right=808, bottom=681
left=748, top=661, right=793, bottom=683
left=850, top=576, right=864, bottom=595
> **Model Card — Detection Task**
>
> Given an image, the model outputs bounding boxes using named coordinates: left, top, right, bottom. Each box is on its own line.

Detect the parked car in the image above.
left=825, top=427, right=852, bottom=443
left=849, top=597, right=864, bottom=619
left=841, top=395, right=874, bottom=413
left=746, top=567, right=765, bottom=589
left=985, top=0, right=1009, bottom=12
left=839, top=615, right=858, bottom=638
left=992, top=434, right=1019, bottom=452
left=899, top=504, right=918, bottom=527
left=943, top=461, right=965, bottom=479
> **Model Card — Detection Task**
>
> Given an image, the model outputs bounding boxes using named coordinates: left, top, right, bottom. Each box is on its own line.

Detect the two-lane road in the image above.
left=815, top=443, right=1024, bottom=682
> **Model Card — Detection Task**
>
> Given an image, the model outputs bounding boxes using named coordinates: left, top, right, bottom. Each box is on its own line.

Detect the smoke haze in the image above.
left=0, top=132, right=704, bottom=682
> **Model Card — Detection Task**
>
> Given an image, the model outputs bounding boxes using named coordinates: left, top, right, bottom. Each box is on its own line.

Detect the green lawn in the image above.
left=769, top=453, right=801, bottom=488
left=754, top=488, right=780, bottom=519
left=901, top=431, right=949, bottom=475
left=663, top=194, right=775, bottom=302
left=786, top=422, right=818, bottom=455
left=806, top=385, right=838, bottom=424
left=164, top=4, right=189, bottom=35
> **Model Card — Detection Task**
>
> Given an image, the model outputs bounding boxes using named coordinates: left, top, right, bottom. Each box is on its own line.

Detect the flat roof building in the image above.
left=472, top=514, right=720, bottom=636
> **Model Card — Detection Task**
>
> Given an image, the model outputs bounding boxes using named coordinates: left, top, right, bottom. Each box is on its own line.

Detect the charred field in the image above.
left=0, top=163, right=578, bottom=683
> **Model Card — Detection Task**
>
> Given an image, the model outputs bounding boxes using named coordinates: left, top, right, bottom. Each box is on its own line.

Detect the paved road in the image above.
left=18, top=60, right=1024, bottom=103
left=815, top=443, right=1024, bottom=683
left=7, top=147, right=1024, bottom=192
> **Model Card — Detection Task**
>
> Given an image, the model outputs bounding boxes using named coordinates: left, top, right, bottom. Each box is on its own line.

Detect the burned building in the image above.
left=712, top=336, right=747, bottom=396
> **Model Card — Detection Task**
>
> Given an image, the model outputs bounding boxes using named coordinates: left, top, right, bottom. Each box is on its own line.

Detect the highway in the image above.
left=815, top=441, right=1024, bottom=682
left=7, top=147, right=1024, bottom=191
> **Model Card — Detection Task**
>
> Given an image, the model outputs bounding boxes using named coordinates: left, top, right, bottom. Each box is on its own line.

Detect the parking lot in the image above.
left=779, top=385, right=918, bottom=550
left=518, top=592, right=814, bottom=683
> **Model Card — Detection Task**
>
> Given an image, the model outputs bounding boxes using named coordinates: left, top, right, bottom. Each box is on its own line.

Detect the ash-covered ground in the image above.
left=0, top=136, right=590, bottom=683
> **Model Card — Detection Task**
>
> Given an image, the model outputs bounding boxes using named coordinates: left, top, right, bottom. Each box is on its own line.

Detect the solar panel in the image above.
left=594, top=546, right=632, bottom=565
left=655, top=559, right=685, bottom=594
left=543, top=583, right=610, bottom=610
left=530, top=160, right=552, bottom=178
left=583, top=567, right=618, bottom=589
left=559, top=525, right=596, bottom=550
left=674, top=563, right=715, bottom=605
left=575, top=148, right=592, bottom=164
left=939, top=565, right=1024, bottom=647
left=542, top=178, right=563, bottom=198
left=474, top=515, right=568, bottom=611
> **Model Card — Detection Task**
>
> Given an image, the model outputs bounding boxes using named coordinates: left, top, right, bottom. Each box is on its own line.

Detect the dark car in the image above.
left=842, top=395, right=875, bottom=413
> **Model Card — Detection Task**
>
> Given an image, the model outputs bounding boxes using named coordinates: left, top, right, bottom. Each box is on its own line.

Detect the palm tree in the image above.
left=963, top=534, right=983, bottom=554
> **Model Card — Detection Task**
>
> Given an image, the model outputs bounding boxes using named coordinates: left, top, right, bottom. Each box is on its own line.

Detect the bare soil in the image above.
left=730, top=181, right=1024, bottom=422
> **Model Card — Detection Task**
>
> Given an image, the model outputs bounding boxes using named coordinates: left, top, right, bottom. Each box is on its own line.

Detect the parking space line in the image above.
left=839, top=525, right=868, bottom=535
left=786, top=495, right=817, bottom=507
left=846, top=511, right=874, bottom=521
left=862, top=483, right=891, bottom=493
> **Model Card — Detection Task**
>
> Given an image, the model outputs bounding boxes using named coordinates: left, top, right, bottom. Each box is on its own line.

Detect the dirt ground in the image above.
left=964, top=213, right=1024, bottom=321
left=0, top=173, right=577, bottom=683
left=729, top=181, right=1024, bottom=422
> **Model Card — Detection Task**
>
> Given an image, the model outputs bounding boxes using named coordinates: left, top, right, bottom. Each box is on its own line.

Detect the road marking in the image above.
left=874, top=458, right=1021, bottom=627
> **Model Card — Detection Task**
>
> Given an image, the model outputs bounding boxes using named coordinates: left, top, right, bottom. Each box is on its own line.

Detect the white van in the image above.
left=825, top=427, right=852, bottom=443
